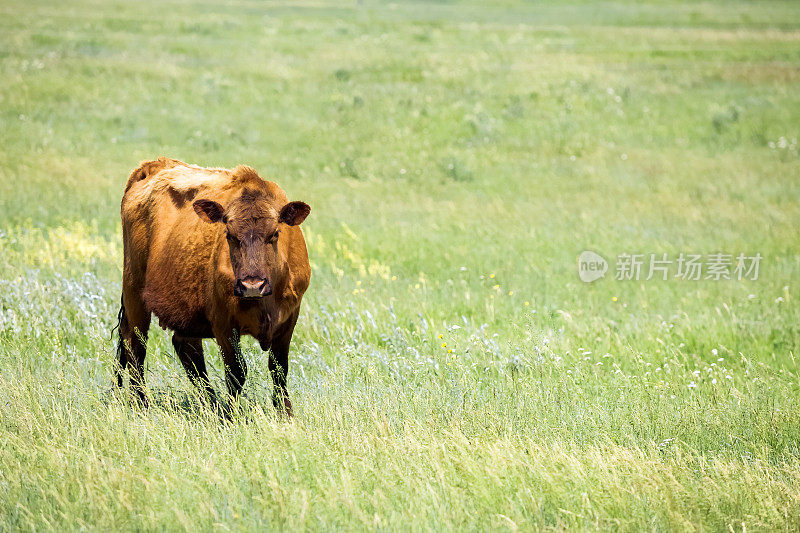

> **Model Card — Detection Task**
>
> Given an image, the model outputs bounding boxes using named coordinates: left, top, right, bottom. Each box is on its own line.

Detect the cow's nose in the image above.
left=235, top=278, right=271, bottom=298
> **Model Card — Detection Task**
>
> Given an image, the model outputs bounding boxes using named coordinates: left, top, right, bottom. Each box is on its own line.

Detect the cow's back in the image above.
left=121, top=159, right=230, bottom=332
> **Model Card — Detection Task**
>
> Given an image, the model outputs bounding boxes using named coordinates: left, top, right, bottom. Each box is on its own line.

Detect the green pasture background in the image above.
left=1, top=0, right=799, bottom=530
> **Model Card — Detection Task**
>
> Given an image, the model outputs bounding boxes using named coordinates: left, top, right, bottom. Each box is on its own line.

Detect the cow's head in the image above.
left=193, top=189, right=310, bottom=298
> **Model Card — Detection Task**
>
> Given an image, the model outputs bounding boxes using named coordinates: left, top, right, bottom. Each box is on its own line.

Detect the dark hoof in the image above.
left=273, top=395, right=293, bottom=419
left=135, top=393, right=150, bottom=409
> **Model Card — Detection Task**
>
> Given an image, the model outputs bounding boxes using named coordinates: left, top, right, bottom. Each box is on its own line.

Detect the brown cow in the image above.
left=115, top=157, right=310, bottom=416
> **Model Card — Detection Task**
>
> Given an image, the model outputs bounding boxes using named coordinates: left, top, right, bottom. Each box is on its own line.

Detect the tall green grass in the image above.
left=1, top=0, right=799, bottom=529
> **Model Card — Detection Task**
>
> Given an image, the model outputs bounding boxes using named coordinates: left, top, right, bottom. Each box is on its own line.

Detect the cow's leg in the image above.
left=269, top=312, right=298, bottom=418
left=216, top=328, right=247, bottom=408
left=120, top=292, right=150, bottom=407
left=172, top=335, right=216, bottom=405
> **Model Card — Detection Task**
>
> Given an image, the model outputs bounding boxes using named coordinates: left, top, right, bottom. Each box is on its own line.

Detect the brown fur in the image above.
left=117, top=158, right=310, bottom=416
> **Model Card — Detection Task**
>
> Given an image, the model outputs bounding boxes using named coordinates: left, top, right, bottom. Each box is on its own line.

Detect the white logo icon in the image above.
left=578, top=251, right=608, bottom=282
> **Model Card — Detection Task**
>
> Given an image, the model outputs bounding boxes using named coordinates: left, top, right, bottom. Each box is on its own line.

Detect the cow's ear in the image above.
left=193, top=199, right=225, bottom=223
left=279, top=201, right=310, bottom=226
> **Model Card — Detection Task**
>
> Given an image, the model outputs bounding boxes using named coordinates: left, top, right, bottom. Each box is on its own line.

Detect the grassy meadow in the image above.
left=1, top=0, right=800, bottom=529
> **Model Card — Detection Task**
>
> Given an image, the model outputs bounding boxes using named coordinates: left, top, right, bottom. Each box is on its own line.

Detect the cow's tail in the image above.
left=111, top=294, right=128, bottom=387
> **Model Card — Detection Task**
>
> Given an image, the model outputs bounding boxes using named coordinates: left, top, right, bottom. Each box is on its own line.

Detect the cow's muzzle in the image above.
left=234, top=278, right=272, bottom=298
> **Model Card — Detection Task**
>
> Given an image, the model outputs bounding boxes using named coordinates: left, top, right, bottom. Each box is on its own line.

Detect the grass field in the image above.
left=1, top=0, right=800, bottom=530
